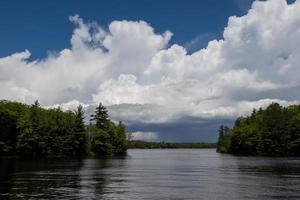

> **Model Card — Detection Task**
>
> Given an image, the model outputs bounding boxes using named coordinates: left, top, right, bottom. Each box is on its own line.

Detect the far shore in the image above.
left=128, top=140, right=216, bottom=149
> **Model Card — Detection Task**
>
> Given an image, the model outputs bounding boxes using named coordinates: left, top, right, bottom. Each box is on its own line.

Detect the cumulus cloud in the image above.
left=1, top=0, right=300, bottom=138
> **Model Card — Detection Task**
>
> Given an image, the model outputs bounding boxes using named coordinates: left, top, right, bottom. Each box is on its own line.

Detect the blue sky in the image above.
left=1, top=0, right=299, bottom=142
left=0, top=0, right=255, bottom=59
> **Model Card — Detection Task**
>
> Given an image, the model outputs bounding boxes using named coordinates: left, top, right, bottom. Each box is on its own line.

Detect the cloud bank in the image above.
left=130, top=131, right=159, bottom=141
left=1, top=0, right=300, bottom=140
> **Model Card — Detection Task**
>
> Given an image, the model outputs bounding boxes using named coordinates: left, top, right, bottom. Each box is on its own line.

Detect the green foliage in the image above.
left=0, top=100, right=29, bottom=155
left=88, top=103, right=128, bottom=156
left=0, top=100, right=128, bottom=158
left=88, top=125, right=112, bottom=155
left=73, top=105, right=87, bottom=156
left=90, top=103, right=110, bottom=130
left=216, top=124, right=231, bottom=153
left=217, top=103, right=300, bottom=156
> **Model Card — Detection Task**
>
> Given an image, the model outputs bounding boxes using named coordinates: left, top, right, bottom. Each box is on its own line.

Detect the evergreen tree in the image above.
left=73, top=105, right=86, bottom=156
left=0, top=107, right=18, bottom=155
left=90, top=103, right=110, bottom=130
left=217, top=102, right=300, bottom=156
left=75, top=105, right=85, bottom=132
left=0, top=100, right=128, bottom=158
left=218, top=125, right=224, bottom=139
left=223, top=126, right=230, bottom=135
left=114, top=121, right=127, bottom=155
left=89, top=103, right=128, bottom=156
left=16, top=112, right=38, bottom=157
left=216, top=124, right=231, bottom=153
left=30, top=100, right=41, bottom=133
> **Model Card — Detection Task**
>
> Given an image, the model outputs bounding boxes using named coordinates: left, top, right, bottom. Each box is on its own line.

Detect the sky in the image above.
left=0, top=0, right=299, bottom=142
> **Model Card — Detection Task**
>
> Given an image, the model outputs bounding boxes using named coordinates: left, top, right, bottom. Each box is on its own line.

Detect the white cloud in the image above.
left=130, top=131, right=158, bottom=141
left=193, top=98, right=299, bottom=119
left=46, top=99, right=90, bottom=111
left=1, top=0, right=300, bottom=128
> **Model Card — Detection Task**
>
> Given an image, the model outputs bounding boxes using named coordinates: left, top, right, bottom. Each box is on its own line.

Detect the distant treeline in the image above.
left=128, top=140, right=216, bottom=149
left=0, top=100, right=127, bottom=158
left=217, top=102, right=300, bottom=156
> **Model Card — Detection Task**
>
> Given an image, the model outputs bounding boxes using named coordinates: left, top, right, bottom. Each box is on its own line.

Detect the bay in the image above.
left=1, top=149, right=300, bottom=200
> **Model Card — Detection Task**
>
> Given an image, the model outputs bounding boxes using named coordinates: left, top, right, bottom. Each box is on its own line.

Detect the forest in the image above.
left=217, top=102, right=300, bottom=156
left=0, top=100, right=127, bottom=158
left=128, top=140, right=216, bottom=149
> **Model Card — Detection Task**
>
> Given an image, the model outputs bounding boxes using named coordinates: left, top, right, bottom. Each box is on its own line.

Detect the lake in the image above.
left=0, top=149, right=300, bottom=200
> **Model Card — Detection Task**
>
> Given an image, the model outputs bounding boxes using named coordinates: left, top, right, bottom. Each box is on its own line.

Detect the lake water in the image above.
left=0, top=149, right=300, bottom=200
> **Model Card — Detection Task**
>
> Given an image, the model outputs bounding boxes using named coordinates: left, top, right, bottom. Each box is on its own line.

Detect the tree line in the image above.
left=217, top=102, right=300, bottom=156
left=0, top=100, right=127, bottom=158
left=128, top=140, right=216, bottom=149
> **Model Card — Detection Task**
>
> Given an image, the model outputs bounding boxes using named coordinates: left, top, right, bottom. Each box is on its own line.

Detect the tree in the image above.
left=217, top=102, right=300, bottom=156
left=73, top=105, right=86, bottom=156
left=0, top=100, right=128, bottom=158
left=0, top=108, right=18, bottom=155
left=30, top=100, right=42, bottom=134
left=217, top=125, right=231, bottom=153
left=16, top=112, right=39, bottom=157
left=74, top=105, right=85, bottom=132
left=90, top=103, right=110, bottom=131
left=218, top=125, right=224, bottom=139
left=88, top=125, right=112, bottom=155
left=16, top=100, right=44, bottom=157
left=89, top=103, right=129, bottom=156
left=113, top=121, right=127, bottom=155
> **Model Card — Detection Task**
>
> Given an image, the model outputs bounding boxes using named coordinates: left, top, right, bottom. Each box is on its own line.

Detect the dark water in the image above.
left=0, top=149, right=300, bottom=200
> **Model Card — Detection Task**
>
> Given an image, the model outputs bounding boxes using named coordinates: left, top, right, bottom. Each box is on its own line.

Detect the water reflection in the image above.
left=0, top=158, right=16, bottom=197
left=0, top=150, right=299, bottom=200
left=218, top=155, right=300, bottom=200
left=79, top=159, right=113, bottom=199
left=0, top=158, right=84, bottom=199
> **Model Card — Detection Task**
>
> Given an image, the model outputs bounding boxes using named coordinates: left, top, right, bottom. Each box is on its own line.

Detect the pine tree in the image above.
left=90, top=103, right=110, bottom=131
left=218, top=125, right=224, bottom=139
left=114, top=121, right=127, bottom=155
left=30, top=100, right=41, bottom=133
left=0, top=100, right=128, bottom=158
left=75, top=105, right=85, bottom=132
left=73, top=104, right=86, bottom=156
left=16, top=112, right=37, bottom=157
